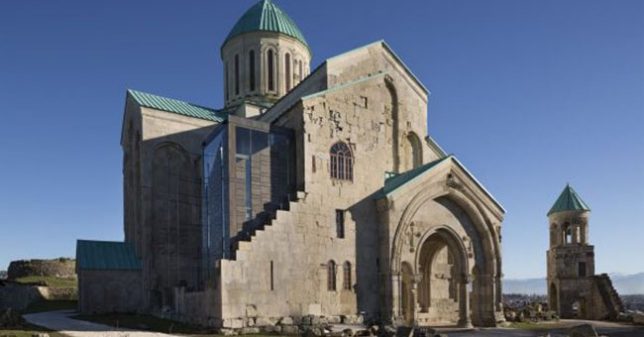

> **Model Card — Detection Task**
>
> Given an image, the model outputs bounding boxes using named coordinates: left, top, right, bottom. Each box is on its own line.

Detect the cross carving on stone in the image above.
left=408, top=222, right=420, bottom=252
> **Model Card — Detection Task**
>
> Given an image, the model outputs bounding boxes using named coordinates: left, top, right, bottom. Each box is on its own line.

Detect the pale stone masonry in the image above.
left=77, top=0, right=506, bottom=329
left=546, top=185, right=624, bottom=320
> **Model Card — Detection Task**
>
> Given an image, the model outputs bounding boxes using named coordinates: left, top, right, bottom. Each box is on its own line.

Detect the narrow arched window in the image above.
left=407, top=132, right=422, bottom=169
left=225, top=62, right=229, bottom=101
left=327, top=260, right=336, bottom=291
left=330, top=142, right=353, bottom=181
left=234, top=54, right=240, bottom=96
left=249, top=50, right=255, bottom=92
left=343, top=261, right=352, bottom=291
left=285, top=53, right=291, bottom=91
left=299, top=60, right=303, bottom=81
left=563, top=223, right=572, bottom=245
left=267, top=49, right=275, bottom=91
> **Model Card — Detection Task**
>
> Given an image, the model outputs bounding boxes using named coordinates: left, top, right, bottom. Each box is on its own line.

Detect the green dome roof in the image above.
left=223, top=0, right=308, bottom=48
left=548, top=184, right=591, bottom=216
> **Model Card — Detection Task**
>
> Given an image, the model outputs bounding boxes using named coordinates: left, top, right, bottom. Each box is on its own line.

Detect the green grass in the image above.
left=14, top=276, right=76, bottom=289
left=72, top=313, right=217, bottom=335
left=22, top=300, right=77, bottom=314
left=507, top=320, right=567, bottom=331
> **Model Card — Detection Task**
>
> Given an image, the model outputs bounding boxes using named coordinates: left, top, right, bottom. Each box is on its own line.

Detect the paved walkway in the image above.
left=23, top=310, right=181, bottom=337
left=23, top=311, right=644, bottom=337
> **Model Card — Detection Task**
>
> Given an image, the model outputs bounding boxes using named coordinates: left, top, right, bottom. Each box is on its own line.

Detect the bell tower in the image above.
left=220, top=0, right=311, bottom=116
left=546, top=184, right=594, bottom=318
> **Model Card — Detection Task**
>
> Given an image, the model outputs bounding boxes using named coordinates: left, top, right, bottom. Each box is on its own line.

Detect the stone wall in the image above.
left=7, top=258, right=75, bottom=280
left=122, top=101, right=218, bottom=310
left=215, top=43, right=445, bottom=327
left=0, top=282, right=44, bottom=311
left=77, top=269, right=143, bottom=314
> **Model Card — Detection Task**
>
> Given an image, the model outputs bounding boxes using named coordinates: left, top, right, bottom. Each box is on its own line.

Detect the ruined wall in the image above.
left=7, top=258, right=75, bottom=280
left=0, top=282, right=45, bottom=311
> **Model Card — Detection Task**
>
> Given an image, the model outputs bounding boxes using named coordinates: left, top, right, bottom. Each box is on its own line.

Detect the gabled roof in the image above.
left=379, top=156, right=451, bottom=197
left=261, top=40, right=429, bottom=123
left=548, top=184, right=591, bottom=216
left=223, top=0, right=308, bottom=49
left=325, top=40, right=429, bottom=95
left=127, top=89, right=227, bottom=122
left=374, top=155, right=505, bottom=213
left=76, top=240, right=142, bottom=271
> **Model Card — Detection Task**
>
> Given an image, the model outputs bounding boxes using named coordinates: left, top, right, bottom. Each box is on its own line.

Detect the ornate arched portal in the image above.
left=388, top=175, right=503, bottom=327
left=415, top=228, right=469, bottom=326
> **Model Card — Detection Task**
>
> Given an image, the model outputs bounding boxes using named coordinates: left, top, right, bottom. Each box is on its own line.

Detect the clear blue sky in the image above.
left=1, top=0, right=642, bottom=279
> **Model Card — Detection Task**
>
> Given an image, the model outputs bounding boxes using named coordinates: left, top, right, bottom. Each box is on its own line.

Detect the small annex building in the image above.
left=76, top=240, right=143, bottom=313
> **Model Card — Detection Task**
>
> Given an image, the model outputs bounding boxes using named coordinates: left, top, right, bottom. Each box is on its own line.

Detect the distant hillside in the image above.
left=504, top=272, right=644, bottom=295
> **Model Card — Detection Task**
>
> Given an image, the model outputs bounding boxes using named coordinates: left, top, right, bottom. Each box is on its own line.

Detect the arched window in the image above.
left=407, top=132, right=422, bottom=169
left=285, top=53, right=291, bottom=91
left=234, top=54, right=240, bottom=96
left=330, top=142, right=353, bottom=181
left=563, top=223, right=572, bottom=245
left=343, top=261, right=352, bottom=291
left=327, top=260, right=336, bottom=291
left=299, top=60, right=303, bottom=81
left=249, top=50, right=255, bottom=91
left=267, top=49, right=275, bottom=91
left=225, top=62, right=229, bottom=101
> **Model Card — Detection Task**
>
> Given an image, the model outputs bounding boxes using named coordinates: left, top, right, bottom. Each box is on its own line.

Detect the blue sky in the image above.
left=0, top=0, right=642, bottom=279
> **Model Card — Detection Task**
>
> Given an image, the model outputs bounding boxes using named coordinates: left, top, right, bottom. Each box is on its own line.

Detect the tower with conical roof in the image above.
left=546, top=184, right=595, bottom=318
left=221, top=0, right=311, bottom=113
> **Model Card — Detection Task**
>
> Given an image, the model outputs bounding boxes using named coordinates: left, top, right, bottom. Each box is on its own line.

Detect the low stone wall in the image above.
left=0, top=281, right=45, bottom=311
left=7, top=258, right=76, bottom=280
left=0, top=280, right=77, bottom=311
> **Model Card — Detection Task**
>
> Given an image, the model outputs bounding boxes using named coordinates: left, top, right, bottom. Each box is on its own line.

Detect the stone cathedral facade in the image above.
left=76, top=0, right=506, bottom=328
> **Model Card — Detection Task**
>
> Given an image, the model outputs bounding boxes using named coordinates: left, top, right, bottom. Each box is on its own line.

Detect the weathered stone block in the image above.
left=255, top=316, right=279, bottom=326
left=279, top=316, right=294, bottom=325
left=222, top=318, right=244, bottom=329
left=567, top=324, right=598, bottom=337
left=240, top=327, right=260, bottom=335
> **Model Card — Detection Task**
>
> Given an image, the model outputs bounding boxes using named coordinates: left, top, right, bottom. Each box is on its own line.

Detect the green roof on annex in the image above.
left=224, top=0, right=308, bottom=48
left=127, top=89, right=227, bottom=122
left=548, top=184, right=591, bottom=216
left=76, top=240, right=142, bottom=271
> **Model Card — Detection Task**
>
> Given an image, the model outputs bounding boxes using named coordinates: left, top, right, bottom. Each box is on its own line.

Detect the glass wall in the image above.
left=202, top=118, right=294, bottom=277
left=202, top=126, right=228, bottom=278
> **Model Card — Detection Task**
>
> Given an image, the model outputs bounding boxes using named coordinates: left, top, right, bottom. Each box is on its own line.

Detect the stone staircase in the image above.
left=230, top=191, right=303, bottom=260
left=593, top=273, right=624, bottom=320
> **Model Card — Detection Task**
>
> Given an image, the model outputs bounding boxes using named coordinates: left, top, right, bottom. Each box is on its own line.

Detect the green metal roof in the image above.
left=128, top=89, right=226, bottom=122
left=223, top=0, right=308, bottom=48
left=548, top=184, right=591, bottom=216
left=375, top=156, right=451, bottom=198
left=76, top=240, right=142, bottom=270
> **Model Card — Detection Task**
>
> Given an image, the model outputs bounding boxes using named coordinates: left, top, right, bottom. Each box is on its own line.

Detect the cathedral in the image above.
left=76, top=0, right=506, bottom=328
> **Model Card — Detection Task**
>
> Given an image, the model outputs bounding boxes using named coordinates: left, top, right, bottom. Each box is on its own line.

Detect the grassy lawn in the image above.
left=507, top=320, right=567, bottom=331
left=72, top=313, right=217, bottom=335
left=0, top=323, right=67, bottom=337
left=22, top=300, right=77, bottom=314
left=14, top=276, right=76, bottom=289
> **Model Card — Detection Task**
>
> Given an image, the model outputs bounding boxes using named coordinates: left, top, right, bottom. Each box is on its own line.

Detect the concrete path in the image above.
left=447, top=320, right=644, bottom=337
left=23, top=310, right=182, bottom=337
left=23, top=311, right=644, bottom=337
